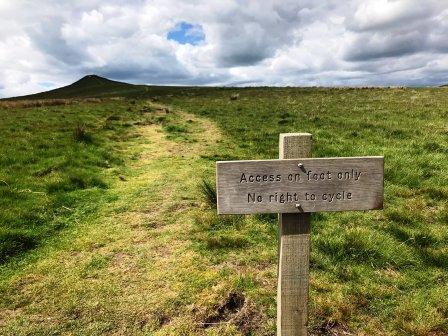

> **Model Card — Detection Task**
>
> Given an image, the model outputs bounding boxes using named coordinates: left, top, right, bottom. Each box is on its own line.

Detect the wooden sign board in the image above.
left=217, top=156, right=384, bottom=214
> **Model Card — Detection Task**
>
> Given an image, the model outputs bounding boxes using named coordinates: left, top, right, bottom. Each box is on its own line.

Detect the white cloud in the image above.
left=349, top=0, right=435, bottom=31
left=1, top=0, right=448, bottom=97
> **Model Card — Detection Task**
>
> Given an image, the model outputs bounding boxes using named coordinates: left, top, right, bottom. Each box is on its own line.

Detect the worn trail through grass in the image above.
left=0, top=104, right=263, bottom=335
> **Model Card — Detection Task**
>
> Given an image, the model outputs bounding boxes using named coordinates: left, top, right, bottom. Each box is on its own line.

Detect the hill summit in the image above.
left=11, top=75, right=137, bottom=100
left=71, top=74, right=122, bottom=87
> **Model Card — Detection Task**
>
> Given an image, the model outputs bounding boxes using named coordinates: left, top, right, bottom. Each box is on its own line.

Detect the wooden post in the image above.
left=216, top=133, right=384, bottom=334
left=277, top=133, right=312, bottom=336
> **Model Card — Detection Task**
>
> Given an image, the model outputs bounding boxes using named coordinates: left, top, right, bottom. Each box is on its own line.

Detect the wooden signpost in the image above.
left=216, top=133, right=384, bottom=336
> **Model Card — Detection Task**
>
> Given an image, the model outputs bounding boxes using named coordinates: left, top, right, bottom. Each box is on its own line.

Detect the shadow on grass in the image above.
left=0, top=230, right=37, bottom=263
left=192, top=211, right=249, bottom=251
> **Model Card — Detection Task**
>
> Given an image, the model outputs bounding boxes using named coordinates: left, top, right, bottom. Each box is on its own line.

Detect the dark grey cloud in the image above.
left=209, top=1, right=309, bottom=67
left=27, top=17, right=89, bottom=66
left=344, top=1, right=448, bottom=63
left=88, top=62, right=191, bottom=84
left=216, top=33, right=275, bottom=67
left=345, top=30, right=426, bottom=61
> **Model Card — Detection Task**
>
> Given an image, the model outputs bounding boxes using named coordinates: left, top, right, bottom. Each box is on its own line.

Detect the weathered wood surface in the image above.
left=277, top=133, right=311, bottom=336
left=216, top=156, right=384, bottom=214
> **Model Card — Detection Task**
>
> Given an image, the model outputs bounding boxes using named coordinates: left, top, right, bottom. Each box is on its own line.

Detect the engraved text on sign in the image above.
left=216, top=156, right=384, bottom=214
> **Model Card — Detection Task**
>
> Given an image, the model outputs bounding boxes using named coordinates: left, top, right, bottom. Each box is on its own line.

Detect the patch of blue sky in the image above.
left=167, top=22, right=205, bottom=45
left=39, top=82, right=55, bottom=88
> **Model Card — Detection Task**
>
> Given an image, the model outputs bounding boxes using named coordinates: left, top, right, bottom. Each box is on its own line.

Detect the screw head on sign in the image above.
left=295, top=203, right=304, bottom=212
left=297, top=163, right=303, bottom=168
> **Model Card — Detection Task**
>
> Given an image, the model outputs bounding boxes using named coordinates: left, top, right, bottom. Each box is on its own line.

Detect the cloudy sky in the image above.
left=1, top=0, right=448, bottom=98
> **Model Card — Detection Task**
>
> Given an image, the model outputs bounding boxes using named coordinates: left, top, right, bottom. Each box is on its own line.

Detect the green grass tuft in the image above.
left=73, top=123, right=93, bottom=143
left=200, top=179, right=217, bottom=207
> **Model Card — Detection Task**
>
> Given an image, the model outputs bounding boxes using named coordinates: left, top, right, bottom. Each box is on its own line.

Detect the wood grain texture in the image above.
left=216, top=156, right=384, bottom=214
left=279, top=133, right=312, bottom=159
left=277, top=133, right=311, bottom=336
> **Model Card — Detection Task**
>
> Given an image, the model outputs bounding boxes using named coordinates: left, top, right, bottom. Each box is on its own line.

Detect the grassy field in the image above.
left=0, top=81, right=447, bottom=335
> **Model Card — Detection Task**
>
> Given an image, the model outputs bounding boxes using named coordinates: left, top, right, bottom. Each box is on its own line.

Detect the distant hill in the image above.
left=7, top=75, right=144, bottom=100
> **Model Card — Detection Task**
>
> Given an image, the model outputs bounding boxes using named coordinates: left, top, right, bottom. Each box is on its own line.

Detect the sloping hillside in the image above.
left=9, top=75, right=144, bottom=100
